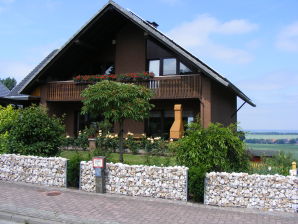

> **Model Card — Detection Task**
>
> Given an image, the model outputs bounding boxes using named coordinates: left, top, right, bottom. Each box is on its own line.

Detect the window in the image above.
left=149, top=60, right=160, bottom=76
left=163, top=58, right=177, bottom=75
left=179, top=62, right=192, bottom=75
left=147, top=57, right=194, bottom=76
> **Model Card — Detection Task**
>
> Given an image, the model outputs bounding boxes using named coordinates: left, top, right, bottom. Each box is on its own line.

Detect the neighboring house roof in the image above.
left=16, top=0, right=255, bottom=107
left=247, top=149, right=278, bottom=157
left=0, top=82, right=10, bottom=97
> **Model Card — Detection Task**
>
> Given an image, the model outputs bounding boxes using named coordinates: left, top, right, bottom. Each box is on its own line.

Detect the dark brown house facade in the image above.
left=5, top=1, right=255, bottom=138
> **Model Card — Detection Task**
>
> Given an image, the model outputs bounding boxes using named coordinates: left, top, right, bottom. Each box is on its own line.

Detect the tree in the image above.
left=0, top=77, right=17, bottom=90
left=81, top=80, right=154, bottom=162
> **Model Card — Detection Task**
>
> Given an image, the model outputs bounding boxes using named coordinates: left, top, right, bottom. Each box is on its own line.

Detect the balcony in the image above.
left=46, top=75, right=201, bottom=101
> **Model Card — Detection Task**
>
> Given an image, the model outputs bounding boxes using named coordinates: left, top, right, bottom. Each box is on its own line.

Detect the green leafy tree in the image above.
left=8, top=105, right=65, bottom=157
left=81, top=80, right=154, bottom=162
left=0, top=77, right=17, bottom=90
left=175, top=122, right=249, bottom=201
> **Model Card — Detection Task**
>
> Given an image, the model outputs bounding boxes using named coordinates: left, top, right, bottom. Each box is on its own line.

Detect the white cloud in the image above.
left=166, top=14, right=258, bottom=64
left=276, top=22, right=298, bottom=52
left=219, top=19, right=258, bottom=34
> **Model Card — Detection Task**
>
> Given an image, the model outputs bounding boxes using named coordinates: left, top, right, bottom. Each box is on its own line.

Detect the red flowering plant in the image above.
left=73, top=74, right=117, bottom=83
left=73, top=72, right=154, bottom=83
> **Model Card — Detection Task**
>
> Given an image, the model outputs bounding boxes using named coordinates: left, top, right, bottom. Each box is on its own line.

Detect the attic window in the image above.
left=163, top=58, right=176, bottom=75
left=179, top=62, right=192, bottom=74
left=149, top=60, right=160, bottom=76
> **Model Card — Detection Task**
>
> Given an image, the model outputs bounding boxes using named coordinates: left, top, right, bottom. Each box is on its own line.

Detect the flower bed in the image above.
left=73, top=72, right=154, bottom=83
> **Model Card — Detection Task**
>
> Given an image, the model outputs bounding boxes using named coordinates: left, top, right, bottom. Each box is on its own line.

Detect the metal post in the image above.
left=92, top=157, right=106, bottom=193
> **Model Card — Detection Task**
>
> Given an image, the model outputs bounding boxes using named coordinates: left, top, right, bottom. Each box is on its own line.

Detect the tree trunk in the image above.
left=119, top=119, right=124, bottom=163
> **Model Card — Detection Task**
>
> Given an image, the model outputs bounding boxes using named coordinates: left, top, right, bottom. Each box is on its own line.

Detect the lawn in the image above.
left=246, top=143, right=298, bottom=160
left=60, top=150, right=177, bottom=166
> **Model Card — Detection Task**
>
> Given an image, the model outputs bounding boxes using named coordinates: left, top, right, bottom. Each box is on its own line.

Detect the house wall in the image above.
left=47, top=102, right=82, bottom=137
left=114, top=119, right=144, bottom=136
left=211, top=82, right=237, bottom=125
left=200, top=76, right=212, bottom=128
left=115, top=23, right=146, bottom=74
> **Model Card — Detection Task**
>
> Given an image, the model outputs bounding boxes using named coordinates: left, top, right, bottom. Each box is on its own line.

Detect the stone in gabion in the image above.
left=0, top=154, right=67, bottom=187
left=205, top=172, right=298, bottom=213
left=80, top=161, right=188, bottom=201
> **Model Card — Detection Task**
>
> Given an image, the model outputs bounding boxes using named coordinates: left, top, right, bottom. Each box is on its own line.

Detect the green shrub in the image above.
left=125, top=134, right=139, bottom=154
left=0, top=105, right=19, bottom=154
left=188, top=167, right=206, bottom=202
left=74, top=129, right=89, bottom=150
left=8, top=105, right=65, bottom=157
left=175, top=122, right=249, bottom=202
left=67, top=151, right=85, bottom=188
left=96, top=134, right=119, bottom=152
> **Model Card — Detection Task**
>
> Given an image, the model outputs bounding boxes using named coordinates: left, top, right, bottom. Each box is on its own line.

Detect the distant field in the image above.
left=245, top=134, right=298, bottom=140
left=246, top=143, right=298, bottom=160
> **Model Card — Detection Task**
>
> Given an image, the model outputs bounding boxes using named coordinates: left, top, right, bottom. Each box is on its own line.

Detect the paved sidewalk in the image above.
left=0, top=181, right=297, bottom=224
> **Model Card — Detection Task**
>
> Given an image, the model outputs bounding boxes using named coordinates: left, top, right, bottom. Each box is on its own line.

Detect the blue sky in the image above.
left=0, top=0, right=297, bottom=130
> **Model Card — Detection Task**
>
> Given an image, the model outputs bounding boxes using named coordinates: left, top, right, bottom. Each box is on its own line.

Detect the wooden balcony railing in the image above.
left=46, top=75, right=201, bottom=101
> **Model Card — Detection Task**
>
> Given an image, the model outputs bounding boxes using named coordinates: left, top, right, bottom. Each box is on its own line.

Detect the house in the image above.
left=0, top=82, right=10, bottom=106
left=4, top=1, right=255, bottom=138
left=247, top=149, right=278, bottom=162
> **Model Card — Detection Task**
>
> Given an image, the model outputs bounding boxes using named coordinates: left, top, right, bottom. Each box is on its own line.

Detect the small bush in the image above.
left=125, top=134, right=139, bottom=154
left=175, top=122, right=249, bottom=201
left=67, top=151, right=84, bottom=188
left=96, top=134, right=119, bottom=152
left=74, top=129, right=89, bottom=150
left=188, top=167, right=206, bottom=202
left=0, top=105, right=19, bottom=154
left=8, top=105, right=65, bottom=157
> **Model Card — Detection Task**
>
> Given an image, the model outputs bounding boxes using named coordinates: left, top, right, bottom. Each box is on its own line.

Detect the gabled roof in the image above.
left=16, top=0, right=255, bottom=107
left=0, top=82, right=10, bottom=97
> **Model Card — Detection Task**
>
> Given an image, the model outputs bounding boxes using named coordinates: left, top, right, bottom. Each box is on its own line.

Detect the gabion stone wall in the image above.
left=205, top=172, right=298, bottom=213
left=80, top=161, right=188, bottom=201
left=0, top=154, right=67, bottom=187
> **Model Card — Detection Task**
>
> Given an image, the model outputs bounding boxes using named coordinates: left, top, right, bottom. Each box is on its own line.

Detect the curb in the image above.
left=0, top=210, right=114, bottom=224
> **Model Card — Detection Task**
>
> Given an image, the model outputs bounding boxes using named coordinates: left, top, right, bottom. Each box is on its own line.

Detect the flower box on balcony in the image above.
left=73, top=72, right=154, bottom=84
